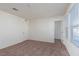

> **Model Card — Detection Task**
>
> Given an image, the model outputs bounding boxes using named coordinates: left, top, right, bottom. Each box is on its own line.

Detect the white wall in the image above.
left=29, top=18, right=62, bottom=43
left=0, top=11, right=29, bottom=49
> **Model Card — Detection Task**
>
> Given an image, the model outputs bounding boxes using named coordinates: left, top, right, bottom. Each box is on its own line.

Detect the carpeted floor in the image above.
left=0, top=39, right=69, bottom=56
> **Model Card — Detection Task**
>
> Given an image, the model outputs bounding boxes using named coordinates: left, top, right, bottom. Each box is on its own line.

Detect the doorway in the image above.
left=54, top=21, right=62, bottom=40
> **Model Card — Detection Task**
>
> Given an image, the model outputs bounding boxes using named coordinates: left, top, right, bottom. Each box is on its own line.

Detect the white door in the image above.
left=54, top=21, right=62, bottom=40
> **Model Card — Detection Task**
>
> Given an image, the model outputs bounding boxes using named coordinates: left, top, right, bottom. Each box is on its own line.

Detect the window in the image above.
left=65, top=14, right=69, bottom=39
left=69, top=4, right=79, bottom=47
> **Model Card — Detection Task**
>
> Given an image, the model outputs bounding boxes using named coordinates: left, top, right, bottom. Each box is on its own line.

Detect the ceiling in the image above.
left=0, top=3, right=70, bottom=20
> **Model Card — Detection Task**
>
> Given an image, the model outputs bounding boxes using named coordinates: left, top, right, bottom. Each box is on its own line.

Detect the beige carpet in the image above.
left=0, top=39, right=69, bottom=56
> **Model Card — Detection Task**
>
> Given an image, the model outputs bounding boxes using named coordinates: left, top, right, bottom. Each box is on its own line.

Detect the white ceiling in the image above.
left=0, top=3, right=70, bottom=20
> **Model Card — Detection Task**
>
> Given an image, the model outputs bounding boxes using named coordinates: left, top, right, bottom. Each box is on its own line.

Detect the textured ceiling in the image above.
left=0, top=3, right=70, bottom=19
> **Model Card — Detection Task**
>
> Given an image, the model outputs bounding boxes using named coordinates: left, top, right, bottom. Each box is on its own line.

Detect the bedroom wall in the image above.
left=29, top=18, right=62, bottom=43
left=0, top=11, right=29, bottom=49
